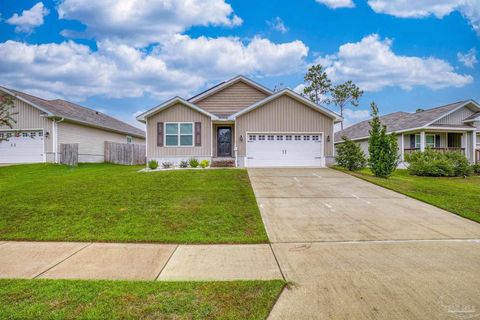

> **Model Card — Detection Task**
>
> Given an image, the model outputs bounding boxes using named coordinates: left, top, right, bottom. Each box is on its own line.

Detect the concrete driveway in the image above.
left=249, top=168, right=480, bottom=320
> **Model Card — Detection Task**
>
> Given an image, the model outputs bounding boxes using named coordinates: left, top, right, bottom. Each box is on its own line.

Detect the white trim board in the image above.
left=137, top=97, right=218, bottom=122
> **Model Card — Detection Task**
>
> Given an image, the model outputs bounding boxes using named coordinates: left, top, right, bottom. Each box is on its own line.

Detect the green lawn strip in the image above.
left=334, top=167, right=480, bottom=224
left=0, top=164, right=268, bottom=243
left=0, top=279, right=285, bottom=320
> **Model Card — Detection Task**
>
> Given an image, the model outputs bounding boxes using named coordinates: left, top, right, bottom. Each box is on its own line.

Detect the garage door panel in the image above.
left=0, top=131, right=44, bottom=164
left=246, top=133, right=323, bottom=167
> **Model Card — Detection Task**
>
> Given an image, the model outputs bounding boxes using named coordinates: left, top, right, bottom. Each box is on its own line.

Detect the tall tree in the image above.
left=303, top=64, right=331, bottom=104
left=0, top=95, right=16, bottom=142
left=368, top=102, right=399, bottom=178
left=331, top=81, right=363, bottom=130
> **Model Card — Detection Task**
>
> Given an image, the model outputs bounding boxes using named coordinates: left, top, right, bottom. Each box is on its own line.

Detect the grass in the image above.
left=0, top=163, right=268, bottom=243
left=0, top=279, right=285, bottom=320
left=335, top=167, right=480, bottom=223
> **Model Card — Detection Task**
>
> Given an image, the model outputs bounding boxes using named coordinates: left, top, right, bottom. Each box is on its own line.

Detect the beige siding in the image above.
left=58, top=121, right=143, bottom=163
left=195, top=81, right=269, bottom=117
left=433, top=105, right=475, bottom=125
left=0, top=95, right=54, bottom=160
left=146, top=103, right=212, bottom=158
left=236, top=95, right=335, bottom=157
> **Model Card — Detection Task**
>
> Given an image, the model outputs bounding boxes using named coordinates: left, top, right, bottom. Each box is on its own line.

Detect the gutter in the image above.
left=53, top=117, right=65, bottom=163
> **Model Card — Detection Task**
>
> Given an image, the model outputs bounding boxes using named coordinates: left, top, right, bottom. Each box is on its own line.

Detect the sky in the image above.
left=0, top=0, right=479, bottom=129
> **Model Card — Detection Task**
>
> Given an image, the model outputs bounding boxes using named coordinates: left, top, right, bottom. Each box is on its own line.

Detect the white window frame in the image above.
left=164, top=122, right=194, bottom=147
left=415, top=134, right=436, bottom=148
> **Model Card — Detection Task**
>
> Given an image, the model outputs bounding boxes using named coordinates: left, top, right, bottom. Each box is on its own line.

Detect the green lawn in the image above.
left=0, top=164, right=268, bottom=243
left=0, top=279, right=285, bottom=320
left=336, top=167, right=480, bottom=223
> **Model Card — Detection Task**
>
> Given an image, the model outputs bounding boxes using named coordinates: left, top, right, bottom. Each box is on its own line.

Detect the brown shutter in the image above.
left=157, top=122, right=164, bottom=147
left=195, top=122, right=201, bottom=147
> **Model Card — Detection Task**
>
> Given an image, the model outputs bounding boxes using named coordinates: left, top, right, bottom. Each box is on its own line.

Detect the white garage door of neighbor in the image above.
left=246, top=133, right=324, bottom=167
left=0, top=131, right=44, bottom=164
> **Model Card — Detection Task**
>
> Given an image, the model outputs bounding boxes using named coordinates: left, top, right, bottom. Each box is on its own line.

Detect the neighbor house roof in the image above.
left=335, top=100, right=480, bottom=143
left=1, top=87, right=145, bottom=138
left=228, top=88, right=343, bottom=122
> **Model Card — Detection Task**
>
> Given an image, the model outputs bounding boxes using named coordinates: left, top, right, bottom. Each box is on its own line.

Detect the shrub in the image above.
left=189, top=158, right=199, bottom=168
left=405, top=149, right=472, bottom=177
left=148, top=160, right=158, bottom=170
left=162, top=161, right=174, bottom=169
left=368, top=102, right=399, bottom=177
left=472, top=163, right=480, bottom=175
left=179, top=160, right=189, bottom=168
left=335, top=137, right=367, bottom=171
left=200, top=160, right=210, bottom=168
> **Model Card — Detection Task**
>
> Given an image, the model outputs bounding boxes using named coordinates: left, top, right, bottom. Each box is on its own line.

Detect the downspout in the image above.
left=53, top=117, right=65, bottom=163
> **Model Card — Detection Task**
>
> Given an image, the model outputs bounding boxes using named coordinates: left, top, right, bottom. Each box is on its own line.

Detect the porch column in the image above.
left=472, top=132, right=477, bottom=163
left=400, top=133, right=405, bottom=161
left=420, top=131, right=426, bottom=152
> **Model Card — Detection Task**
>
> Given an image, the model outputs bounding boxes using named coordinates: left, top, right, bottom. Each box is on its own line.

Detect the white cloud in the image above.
left=293, top=83, right=305, bottom=94
left=315, top=0, right=355, bottom=9
left=343, top=108, right=370, bottom=127
left=367, top=0, right=480, bottom=35
left=266, top=17, right=288, bottom=33
left=457, top=48, right=478, bottom=68
left=6, top=2, right=49, bottom=33
left=57, top=0, right=243, bottom=46
left=0, top=36, right=308, bottom=101
left=318, top=34, right=473, bottom=91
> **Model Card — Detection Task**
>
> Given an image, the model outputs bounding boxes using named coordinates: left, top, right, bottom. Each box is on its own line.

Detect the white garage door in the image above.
left=246, top=133, right=324, bottom=167
left=0, top=131, right=44, bottom=164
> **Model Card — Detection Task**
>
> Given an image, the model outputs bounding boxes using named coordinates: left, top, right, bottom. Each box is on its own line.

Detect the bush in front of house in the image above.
left=162, top=162, right=174, bottom=169
left=179, top=160, right=189, bottom=168
left=189, top=158, right=199, bottom=168
left=405, top=149, right=472, bottom=177
left=335, top=136, right=367, bottom=171
left=472, top=163, right=480, bottom=175
left=200, top=160, right=210, bottom=168
left=368, top=102, right=399, bottom=178
left=148, top=160, right=158, bottom=170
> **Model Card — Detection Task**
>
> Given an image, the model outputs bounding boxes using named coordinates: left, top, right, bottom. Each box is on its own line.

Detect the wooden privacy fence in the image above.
left=476, top=149, right=480, bottom=164
left=59, top=143, right=78, bottom=166
left=104, top=141, right=146, bottom=165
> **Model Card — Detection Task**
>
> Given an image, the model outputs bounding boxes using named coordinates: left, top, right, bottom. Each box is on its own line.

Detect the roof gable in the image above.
left=188, top=75, right=272, bottom=104
left=228, top=89, right=342, bottom=122
left=136, top=97, right=218, bottom=122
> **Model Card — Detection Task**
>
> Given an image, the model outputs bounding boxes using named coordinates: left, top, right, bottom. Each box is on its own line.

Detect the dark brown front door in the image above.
left=217, top=127, right=232, bottom=157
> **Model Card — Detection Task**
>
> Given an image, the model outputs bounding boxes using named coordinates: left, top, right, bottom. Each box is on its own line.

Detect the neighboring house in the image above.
left=0, top=87, right=145, bottom=164
left=335, top=100, right=480, bottom=164
left=137, top=75, right=342, bottom=167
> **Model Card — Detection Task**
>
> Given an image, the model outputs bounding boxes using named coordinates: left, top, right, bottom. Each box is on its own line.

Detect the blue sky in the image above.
left=0, top=0, right=479, bottom=128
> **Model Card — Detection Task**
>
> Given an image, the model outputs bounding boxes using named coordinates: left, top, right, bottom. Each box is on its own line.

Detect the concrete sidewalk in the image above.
left=0, top=242, right=283, bottom=281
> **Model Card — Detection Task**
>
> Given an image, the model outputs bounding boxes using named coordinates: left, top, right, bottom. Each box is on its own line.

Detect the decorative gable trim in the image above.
left=136, top=97, right=219, bottom=122
left=425, top=100, right=480, bottom=127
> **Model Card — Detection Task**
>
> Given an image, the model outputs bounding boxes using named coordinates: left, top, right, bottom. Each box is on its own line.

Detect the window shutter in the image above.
left=410, top=135, right=416, bottom=148
left=435, top=135, right=441, bottom=148
left=157, top=122, right=164, bottom=147
left=195, top=122, right=201, bottom=147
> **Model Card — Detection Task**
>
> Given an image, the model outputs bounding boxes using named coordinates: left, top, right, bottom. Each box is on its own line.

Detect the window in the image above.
left=38, top=132, right=43, bottom=137
left=22, top=132, right=29, bottom=137
left=267, top=135, right=274, bottom=141
left=165, top=123, right=194, bottom=147
left=276, top=135, right=283, bottom=141
left=415, top=134, right=436, bottom=148
left=294, top=135, right=301, bottom=141
left=303, top=135, right=310, bottom=141
left=30, top=132, right=36, bottom=138
left=249, top=135, right=256, bottom=141
left=285, top=135, right=292, bottom=141
left=312, top=135, right=319, bottom=141
left=126, top=136, right=133, bottom=144
left=0, top=133, right=3, bottom=139
left=259, top=135, right=265, bottom=141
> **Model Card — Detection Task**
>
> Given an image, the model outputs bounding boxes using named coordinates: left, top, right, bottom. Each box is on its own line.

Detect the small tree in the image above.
left=0, top=95, right=17, bottom=142
left=368, top=102, right=399, bottom=177
left=335, top=136, right=367, bottom=171
left=303, top=64, right=331, bottom=104
left=331, top=81, right=363, bottom=130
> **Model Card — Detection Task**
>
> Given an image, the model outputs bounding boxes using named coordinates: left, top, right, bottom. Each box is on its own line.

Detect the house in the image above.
left=335, top=100, right=480, bottom=164
left=136, top=75, right=342, bottom=167
left=0, top=87, right=145, bottom=164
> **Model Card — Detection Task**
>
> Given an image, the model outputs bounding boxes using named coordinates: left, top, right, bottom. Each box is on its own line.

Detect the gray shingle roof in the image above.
left=335, top=101, right=468, bottom=142
left=464, top=112, right=480, bottom=121
left=2, top=87, right=145, bottom=138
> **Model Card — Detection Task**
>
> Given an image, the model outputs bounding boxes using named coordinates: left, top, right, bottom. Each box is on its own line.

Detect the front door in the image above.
left=217, top=127, right=232, bottom=157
